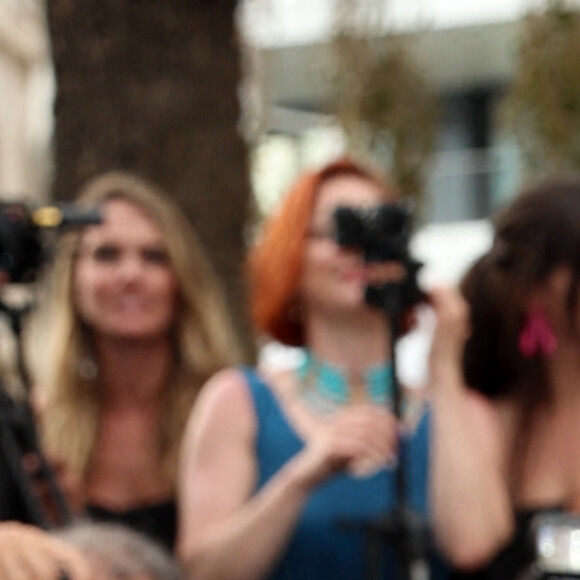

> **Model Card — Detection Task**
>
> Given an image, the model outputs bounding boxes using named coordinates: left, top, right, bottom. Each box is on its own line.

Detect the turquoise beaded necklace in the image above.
left=297, top=349, right=394, bottom=416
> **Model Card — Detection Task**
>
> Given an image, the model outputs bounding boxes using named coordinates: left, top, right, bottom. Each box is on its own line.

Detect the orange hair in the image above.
left=249, top=157, right=397, bottom=346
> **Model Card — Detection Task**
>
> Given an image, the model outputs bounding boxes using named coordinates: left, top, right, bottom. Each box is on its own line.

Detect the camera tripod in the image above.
left=341, top=280, right=431, bottom=580
left=334, top=202, right=431, bottom=580
left=0, top=297, right=73, bottom=529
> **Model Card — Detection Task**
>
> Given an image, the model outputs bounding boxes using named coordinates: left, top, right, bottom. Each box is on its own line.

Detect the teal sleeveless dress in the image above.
left=242, top=368, right=448, bottom=580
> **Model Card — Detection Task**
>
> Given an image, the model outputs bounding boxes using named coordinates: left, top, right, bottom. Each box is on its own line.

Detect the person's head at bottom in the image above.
left=55, top=521, right=183, bottom=580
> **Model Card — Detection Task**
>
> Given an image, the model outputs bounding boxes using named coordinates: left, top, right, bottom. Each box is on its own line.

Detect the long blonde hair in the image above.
left=34, top=171, right=241, bottom=486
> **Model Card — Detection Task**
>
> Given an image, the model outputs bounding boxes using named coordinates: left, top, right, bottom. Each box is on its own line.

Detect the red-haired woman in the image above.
left=177, top=158, right=445, bottom=580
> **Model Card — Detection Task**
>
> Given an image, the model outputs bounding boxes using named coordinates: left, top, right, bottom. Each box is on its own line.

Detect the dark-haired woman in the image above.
left=430, top=177, right=580, bottom=579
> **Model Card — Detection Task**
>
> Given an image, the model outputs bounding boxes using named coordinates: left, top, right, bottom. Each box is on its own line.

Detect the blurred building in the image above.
left=251, top=18, right=522, bottom=226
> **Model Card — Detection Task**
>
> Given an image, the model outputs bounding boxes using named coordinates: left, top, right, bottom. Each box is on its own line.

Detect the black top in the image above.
left=87, top=498, right=177, bottom=551
left=452, top=506, right=561, bottom=580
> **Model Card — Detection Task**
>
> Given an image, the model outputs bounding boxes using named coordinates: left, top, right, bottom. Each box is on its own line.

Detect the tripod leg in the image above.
left=0, top=424, right=50, bottom=528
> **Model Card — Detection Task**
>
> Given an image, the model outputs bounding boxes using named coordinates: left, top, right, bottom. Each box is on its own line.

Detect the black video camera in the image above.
left=333, top=202, right=425, bottom=313
left=0, top=202, right=101, bottom=283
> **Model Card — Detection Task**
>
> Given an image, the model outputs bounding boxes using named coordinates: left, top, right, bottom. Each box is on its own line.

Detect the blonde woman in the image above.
left=32, top=171, right=241, bottom=550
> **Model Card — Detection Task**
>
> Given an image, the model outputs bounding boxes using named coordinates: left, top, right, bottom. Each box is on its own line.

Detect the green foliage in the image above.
left=501, top=0, right=580, bottom=176
left=330, top=0, right=437, bottom=215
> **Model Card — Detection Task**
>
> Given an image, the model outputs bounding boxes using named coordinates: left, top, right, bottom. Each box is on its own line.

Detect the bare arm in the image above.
left=177, top=368, right=396, bottom=580
left=429, top=287, right=514, bottom=570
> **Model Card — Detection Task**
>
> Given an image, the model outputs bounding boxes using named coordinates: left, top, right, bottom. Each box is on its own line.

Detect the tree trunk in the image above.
left=46, top=0, right=255, bottom=361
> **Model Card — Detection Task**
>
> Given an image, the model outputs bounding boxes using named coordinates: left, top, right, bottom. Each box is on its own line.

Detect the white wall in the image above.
left=0, top=1, right=52, bottom=202
left=396, top=219, right=492, bottom=387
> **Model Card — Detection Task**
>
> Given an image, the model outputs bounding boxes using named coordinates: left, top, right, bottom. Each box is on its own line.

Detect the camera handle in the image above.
left=0, top=386, right=73, bottom=528
left=0, top=297, right=73, bottom=528
left=340, top=281, right=430, bottom=580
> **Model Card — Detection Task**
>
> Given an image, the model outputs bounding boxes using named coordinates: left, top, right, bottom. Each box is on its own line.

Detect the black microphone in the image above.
left=31, top=204, right=102, bottom=228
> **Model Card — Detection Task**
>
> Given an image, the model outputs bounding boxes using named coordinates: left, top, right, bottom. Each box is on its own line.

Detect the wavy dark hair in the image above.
left=462, top=176, right=580, bottom=403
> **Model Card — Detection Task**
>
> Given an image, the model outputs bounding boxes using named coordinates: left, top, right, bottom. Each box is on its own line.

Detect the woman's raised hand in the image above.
left=428, top=286, right=471, bottom=387
left=295, top=405, right=398, bottom=487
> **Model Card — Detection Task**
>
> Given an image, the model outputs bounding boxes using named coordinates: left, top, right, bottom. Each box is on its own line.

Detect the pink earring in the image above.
left=518, top=306, right=558, bottom=357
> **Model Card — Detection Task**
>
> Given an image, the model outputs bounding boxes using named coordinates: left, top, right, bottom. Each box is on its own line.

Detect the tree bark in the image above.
left=46, top=0, right=254, bottom=361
